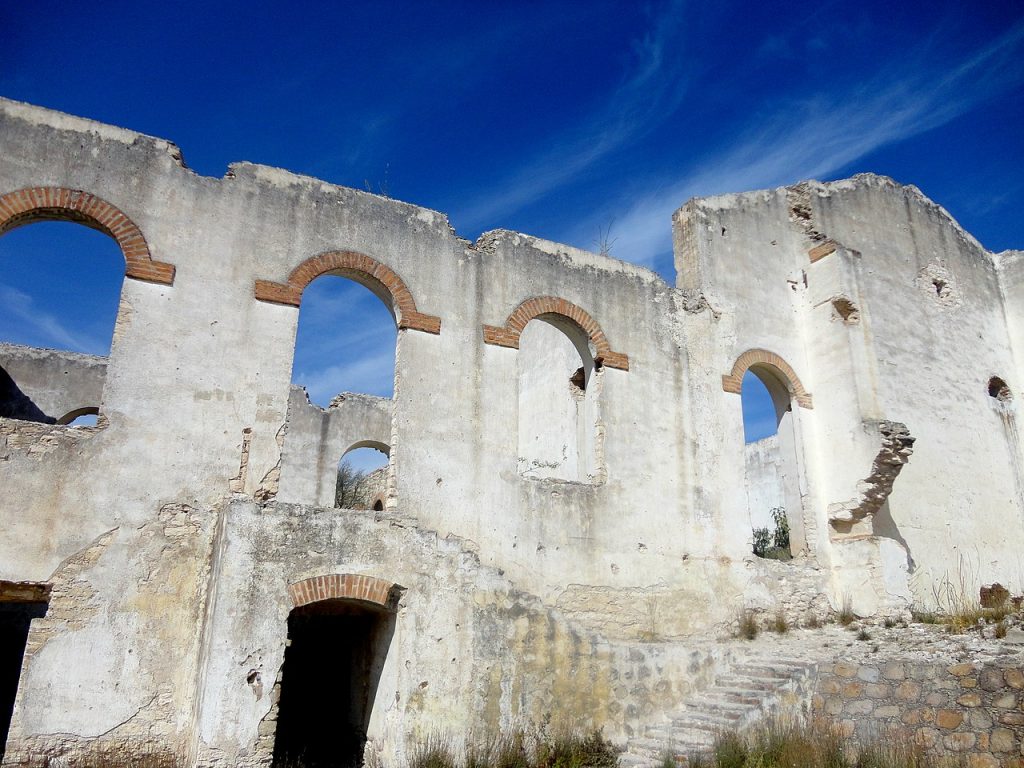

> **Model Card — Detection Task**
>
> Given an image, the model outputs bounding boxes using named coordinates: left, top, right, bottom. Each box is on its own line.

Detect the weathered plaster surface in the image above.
left=1, top=98, right=1022, bottom=763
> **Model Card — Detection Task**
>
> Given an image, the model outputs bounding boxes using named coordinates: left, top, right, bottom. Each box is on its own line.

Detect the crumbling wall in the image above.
left=192, top=500, right=739, bottom=767
left=1, top=97, right=1023, bottom=764
left=276, top=386, right=392, bottom=508
left=0, top=344, right=106, bottom=423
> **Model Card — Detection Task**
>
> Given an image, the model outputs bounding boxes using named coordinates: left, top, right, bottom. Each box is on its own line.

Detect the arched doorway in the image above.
left=273, top=576, right=398, bottom=768
left=725, top=350, right=813, bottom=557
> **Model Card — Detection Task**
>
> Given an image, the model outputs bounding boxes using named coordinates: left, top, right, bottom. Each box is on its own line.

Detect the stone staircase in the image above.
left=619, top=657, right=819, bottom=767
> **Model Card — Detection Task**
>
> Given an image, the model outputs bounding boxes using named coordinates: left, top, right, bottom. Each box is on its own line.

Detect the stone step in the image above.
left=730, top=664, right=792, bottom=679
left=683, top=696, right=755, bottom=715
left=644, top=725, right=719, bottom=745
left=712, top=687, right=767, bottom=705
left=669, top=710, right=740, bottom=728
left=714, top=675, right=784, bottom=691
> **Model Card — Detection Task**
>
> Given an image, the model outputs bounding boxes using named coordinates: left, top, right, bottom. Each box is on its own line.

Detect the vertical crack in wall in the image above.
left=827, top=421, right=915, bottom=535
left=255, top=424, right=285, bottom=502
left=228, top=428, right=253, bottom=494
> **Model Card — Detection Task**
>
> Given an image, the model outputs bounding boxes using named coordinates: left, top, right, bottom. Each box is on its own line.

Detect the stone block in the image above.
left=936, top=709, right=964, bottom=729
left=967, top=754, right=999, bottom=768
left=968, top=709, right=993, bottom=729
left=999, top=711, right=1024, bottom=726
left=982, top=669, right=1007, bottom=691
left=962, top=677, right=979, bottom=688
left=991, top=728, right=1016, bottom=753
left=950, top=663, right=977, bottom=676
left=842, top=681, right=864, bottom=698
left=902, top=707, right=934, bottom=725
left=1005, top=668, right=1024, bottom=689
left=819, top=678, right=841, bottom=695
left=834, top=662, right=858, bottom=678
left=896, top=681, right=922, bottom=701
left=826, top=698, right=844, bottom=715
left=845, top=699, right=875, bottom=715
left=858, top=666, right=881, bottom=682
left=957, top=692, right=983, bottom=707
left=865, top=683, right=892, bottom=698
left=882, top=662, right=906, bottom=681
left=926, top=692, right=949, bottom=706
left=873, top=705, right=900, bottom=718
left=944, top=732, right=976, bottom=751
left=994, top=693, right=1018, bottom=708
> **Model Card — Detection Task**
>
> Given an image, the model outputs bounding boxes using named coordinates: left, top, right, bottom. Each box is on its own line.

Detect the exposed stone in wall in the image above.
left=813, top=660, right=1024, bottom=764
left=0, top=416, right=104, bottom=461
left=828, top=421, right=916, bottom=535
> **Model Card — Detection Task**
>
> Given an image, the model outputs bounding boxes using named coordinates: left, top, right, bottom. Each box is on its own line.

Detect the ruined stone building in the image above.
left=1, top=98, right=1023, bottom=766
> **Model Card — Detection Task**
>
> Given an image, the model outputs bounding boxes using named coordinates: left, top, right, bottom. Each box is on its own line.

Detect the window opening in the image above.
left=291, top=277, right=397, bottom=407
left=336, top=445, right=389, bottom=510
left=0, top=221, right=122, bottom=423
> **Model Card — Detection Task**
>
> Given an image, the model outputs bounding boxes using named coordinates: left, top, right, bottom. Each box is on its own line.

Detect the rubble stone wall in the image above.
left=813, top=660, right=1024, bottom=766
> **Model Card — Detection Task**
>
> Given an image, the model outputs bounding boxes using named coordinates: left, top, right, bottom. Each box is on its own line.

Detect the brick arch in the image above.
left=0, top=187, right=175, bottom=285
left=287, top=574, right=401, bottom=610
left=482, top=296, right=629, bottom=371
left=721, top=348, right=813, bottom=409
left=254, top=250, right=441, bottom=334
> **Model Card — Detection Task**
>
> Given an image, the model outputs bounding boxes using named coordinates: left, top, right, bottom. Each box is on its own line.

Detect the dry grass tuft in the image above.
left=688, top=717, right=939, bottom=768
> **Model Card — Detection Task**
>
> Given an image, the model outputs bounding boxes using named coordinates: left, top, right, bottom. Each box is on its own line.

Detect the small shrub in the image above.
left=737, top=610, right=759, bottom=640
left=883, top=617, right=896, bottom=629
left=770, top=507, right=790, bottom=552
left=410, top=733, right=458, bottom=768
left=911, top=609, right=939, bottom=624
left=857, top=628, right=872, bottom=641
left=752, top=527, right=771, bottom=558
left=995, top=620, right=1008, bottom=639
left=772, top=612, right=789, bottom=634
left=836, top=596, right=855, bottom=627
left=804, top=613, right=822, bottom=629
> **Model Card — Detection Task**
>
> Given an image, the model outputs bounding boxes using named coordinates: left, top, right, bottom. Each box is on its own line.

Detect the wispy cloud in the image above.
left=0, top=284, right=105, bottom=354
left=295, top=350, right=396, bottom=405
left=578, top=20, right=1024, bottom=273
left=454, top=0, right=691, bottom=230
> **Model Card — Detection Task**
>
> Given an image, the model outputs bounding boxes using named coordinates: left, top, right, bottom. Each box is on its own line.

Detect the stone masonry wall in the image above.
left=813, top=660, right=1024, bottom=766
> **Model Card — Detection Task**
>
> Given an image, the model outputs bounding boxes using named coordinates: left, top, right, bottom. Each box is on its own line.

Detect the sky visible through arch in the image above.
left=0, top=0, right=1022, bottom=448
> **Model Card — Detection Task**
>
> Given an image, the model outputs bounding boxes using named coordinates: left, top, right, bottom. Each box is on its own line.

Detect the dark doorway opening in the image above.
left=272, top=600, right=394, bottom=768
left=1, top=600, right=47, bottom=761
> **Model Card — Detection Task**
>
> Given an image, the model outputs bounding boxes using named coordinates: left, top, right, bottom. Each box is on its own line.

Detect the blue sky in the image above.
left=1, top=0, right=1022, bottom=445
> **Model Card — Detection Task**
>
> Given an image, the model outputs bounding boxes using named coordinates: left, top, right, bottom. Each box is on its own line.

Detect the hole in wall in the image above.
left=569, top=366, right=586, bottom=393
left=831, top=297, right=860, bottom=325
left=988, top=376, right=1012, bottom=403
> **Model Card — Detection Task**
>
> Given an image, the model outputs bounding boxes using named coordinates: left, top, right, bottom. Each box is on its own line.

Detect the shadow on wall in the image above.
left=0, top=366, right=53, bottom=423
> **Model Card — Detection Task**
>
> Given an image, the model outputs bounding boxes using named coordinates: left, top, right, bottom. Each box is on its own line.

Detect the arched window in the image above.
left=725, top=350, right=813, bottom=557
left=517, top=316, right=600, bottom=483
left=291, top=276, right=397, bottom=407
left=336, top=443, right=390, bottom=510
left=0, top=220, right=122, bottom=424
